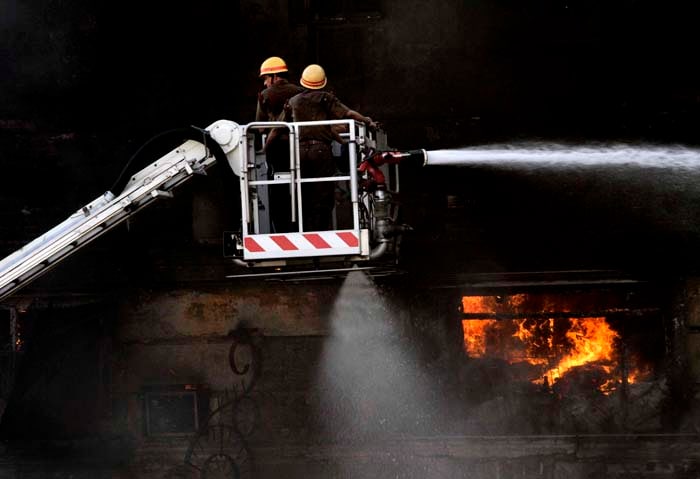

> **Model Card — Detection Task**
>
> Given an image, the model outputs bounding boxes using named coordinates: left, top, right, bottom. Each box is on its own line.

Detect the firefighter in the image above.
left=286, top=64, right=377, bottom=231
left=255, top=56, right=303, bottom=163
left=256, top=56, right=303, bottom=232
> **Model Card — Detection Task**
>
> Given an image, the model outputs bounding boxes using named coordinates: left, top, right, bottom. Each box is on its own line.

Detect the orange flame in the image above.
left=541, top=317, right=617, bottom=384
left=461, top=295, right=647, bottom=394
left=462, top=319, right=497, bottom=356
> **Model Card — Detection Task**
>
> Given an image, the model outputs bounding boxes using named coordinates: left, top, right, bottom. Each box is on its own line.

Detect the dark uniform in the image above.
left=256, top=78, right=303, bottom=122
left=256, top=78, right=303, bottom=232
left=256, top=78, right=303, bottom=173
left=286, top=90, right=351, bottom=231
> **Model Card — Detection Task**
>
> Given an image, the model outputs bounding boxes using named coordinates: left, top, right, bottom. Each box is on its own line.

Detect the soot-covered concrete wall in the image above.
left=108, top=275, right=700, bottom=479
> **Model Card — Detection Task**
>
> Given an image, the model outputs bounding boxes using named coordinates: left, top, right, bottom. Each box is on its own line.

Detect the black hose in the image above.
left=109, top=126, right=230, bottom=194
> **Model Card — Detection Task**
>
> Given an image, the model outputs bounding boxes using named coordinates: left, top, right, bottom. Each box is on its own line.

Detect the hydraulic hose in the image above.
left=109, top=126, right=229, bottom=195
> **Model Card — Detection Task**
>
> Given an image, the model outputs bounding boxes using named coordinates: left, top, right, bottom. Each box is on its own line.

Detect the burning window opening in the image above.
left=461, top=295, right=655, bottom=395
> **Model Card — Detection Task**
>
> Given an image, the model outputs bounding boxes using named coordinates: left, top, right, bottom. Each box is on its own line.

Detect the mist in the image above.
left=314, top=271, right=450, bottom=443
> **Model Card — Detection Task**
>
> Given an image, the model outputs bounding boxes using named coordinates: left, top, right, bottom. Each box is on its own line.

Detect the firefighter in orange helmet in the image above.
left=255, top=57, right=303, bottom=232
left=256, top=57, right=302, bottom=122
left=286, top=64, right=378, bottom=231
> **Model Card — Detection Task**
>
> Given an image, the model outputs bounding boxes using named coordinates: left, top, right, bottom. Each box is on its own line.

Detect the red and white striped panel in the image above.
left=243, top=230, right=362, bottom=260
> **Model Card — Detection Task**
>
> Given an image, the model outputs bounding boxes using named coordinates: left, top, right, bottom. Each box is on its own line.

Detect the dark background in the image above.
left=3, top=1, right=699, bottom=144
left=1, top=0, right=700, bottom=279
left=3, top=1, right=699, bottom=141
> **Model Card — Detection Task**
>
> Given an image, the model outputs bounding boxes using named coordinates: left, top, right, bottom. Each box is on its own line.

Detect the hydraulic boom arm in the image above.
left=0, top=120, right=242, bottom=302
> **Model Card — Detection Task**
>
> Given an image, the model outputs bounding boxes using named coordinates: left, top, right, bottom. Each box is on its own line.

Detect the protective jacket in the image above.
left=286, top=90, right=350, bottom=143
left=256, top=79, right=303, bottom=122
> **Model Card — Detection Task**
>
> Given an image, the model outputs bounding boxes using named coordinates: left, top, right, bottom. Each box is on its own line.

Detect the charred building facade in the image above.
left=1, top=1, right=700, bottom=478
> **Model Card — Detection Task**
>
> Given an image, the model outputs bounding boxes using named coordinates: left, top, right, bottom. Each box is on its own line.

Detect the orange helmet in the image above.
left=300, top=64, right=327, bottom=90
left=259, top=56, right=288, bottom=77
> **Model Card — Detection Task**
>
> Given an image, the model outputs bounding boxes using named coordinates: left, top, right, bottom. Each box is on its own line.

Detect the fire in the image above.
left=541, top=317, right=618, bottom=384
left=461, top=295, right=647, bottom=394
left=462, top=319, right=496, bottom=356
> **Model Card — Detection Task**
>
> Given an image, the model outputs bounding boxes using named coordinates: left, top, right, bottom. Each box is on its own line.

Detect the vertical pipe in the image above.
left=288, top=126, right=297, bottom=224
left=294, top=123, right=304, bottom=232
left=349, top=121, right=360, bottom=232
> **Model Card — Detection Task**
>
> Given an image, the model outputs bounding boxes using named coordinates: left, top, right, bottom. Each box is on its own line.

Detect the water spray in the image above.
left=422, top=143, right=700, bottom=170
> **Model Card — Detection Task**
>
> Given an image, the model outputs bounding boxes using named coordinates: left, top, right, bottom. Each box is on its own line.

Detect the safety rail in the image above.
left=236, top=119, right=369, bottom=261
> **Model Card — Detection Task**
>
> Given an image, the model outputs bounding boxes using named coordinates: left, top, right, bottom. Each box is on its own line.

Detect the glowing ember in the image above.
left=462, top=319, right=497, bottom=356
left=461, top=295, right=647, bottom=394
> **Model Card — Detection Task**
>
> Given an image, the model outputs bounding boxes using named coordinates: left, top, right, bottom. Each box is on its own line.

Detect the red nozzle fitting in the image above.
left=358, top=159, right=386, bottom=186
